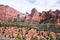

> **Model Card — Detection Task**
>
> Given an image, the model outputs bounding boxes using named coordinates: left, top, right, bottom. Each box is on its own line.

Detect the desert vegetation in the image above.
left=0, top=22, right=60, bottom=40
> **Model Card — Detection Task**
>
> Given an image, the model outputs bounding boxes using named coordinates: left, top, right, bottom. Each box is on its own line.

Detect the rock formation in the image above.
left=0, top=5, right=19, bottom=23
left=0, top=4, right=60, bottom=24
left=31, top=8, right=41, bottom=22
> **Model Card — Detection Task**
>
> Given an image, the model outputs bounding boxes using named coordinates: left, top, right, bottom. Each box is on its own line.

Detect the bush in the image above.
left=17, top=35, right=23, bottom=40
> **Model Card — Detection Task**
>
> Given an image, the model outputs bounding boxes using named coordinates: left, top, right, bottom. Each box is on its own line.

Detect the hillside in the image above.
left=0, top=5, right=60, bottom=40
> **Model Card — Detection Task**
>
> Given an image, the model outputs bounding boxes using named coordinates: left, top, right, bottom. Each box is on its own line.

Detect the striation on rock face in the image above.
left=0, top=4, right=19, bottom=23
left=41, top=11, right=51, bottom=20
left=30, top=8, right=36, bottom=17
left=31, top=8, right=41, bottom=22
left=31, top=8, right=60, bottom=23
left=50, top=11, right=58, bottom=19
left=0, top=4, right=60, bottom=24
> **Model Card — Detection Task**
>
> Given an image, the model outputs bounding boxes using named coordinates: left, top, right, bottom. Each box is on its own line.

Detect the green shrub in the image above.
left=17, top=35, right=23, bottom=40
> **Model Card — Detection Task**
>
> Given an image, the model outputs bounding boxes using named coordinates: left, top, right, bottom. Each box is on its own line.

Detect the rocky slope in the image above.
left=0, top=4, right=60, bottom=26
left=29, top=8, right=60, bottom=26
left=0, top=5, right=20, bottom=22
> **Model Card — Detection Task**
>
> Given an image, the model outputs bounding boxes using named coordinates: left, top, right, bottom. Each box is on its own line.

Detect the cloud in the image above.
left=0, top=0, right=60, bottom=13
left=27, top=0, right=36, bottom=4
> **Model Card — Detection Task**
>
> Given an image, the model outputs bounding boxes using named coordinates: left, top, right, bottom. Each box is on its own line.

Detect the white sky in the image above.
left=0, top=0, right=60, bottom=13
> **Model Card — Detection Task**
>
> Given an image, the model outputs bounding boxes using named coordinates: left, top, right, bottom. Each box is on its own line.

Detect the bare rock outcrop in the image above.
left=31, top=8, right=41, bottom=22
left=0, top=4, right=19, bottom=22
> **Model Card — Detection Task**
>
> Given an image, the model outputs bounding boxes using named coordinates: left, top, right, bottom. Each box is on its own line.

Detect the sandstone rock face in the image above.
left=41, top=11, right=50, bottom=20
left=55, top=10, right=60, bottom=18
left=0, top=5, right=19, bottom=23
left=19, top=12, right=30, bottom=21
left=31, top=9, right=60, bottom=23
left=0, top=5, right=60, bottom=23
left=31, top=8, right=41, bottom=22
left=30, top=8, right=36, bottom=17
left=50, top=11, right=58, bottom=19
left=31, top=9, right=51, bottom=22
